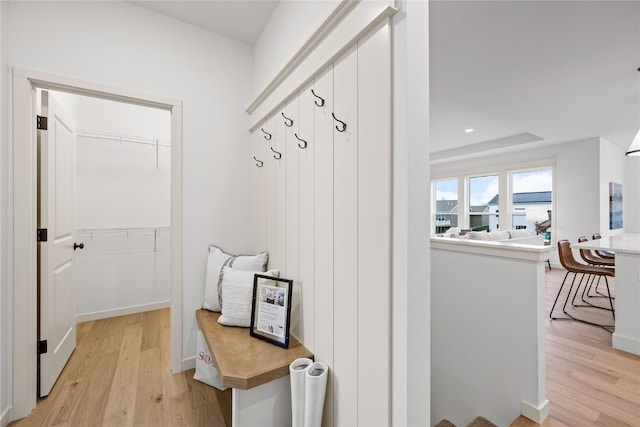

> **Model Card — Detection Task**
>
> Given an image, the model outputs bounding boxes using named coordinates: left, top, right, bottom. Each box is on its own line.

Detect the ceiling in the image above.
left=129, top=0, right=278, bottom=45
left=127, top=1, right=639, bottom=157
left=430, top=1, right=640, bottom=157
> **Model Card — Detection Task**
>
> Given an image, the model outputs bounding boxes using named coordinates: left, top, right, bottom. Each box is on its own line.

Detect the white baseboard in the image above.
left=182, top=356, right=196, bottom=372
left=613, top=332, right=640, bottom=355
left=521, top=399, right=549, bottom=424
left=1, top=405, right=12, bottom=427
left=76, top=300, right=171, bottom=323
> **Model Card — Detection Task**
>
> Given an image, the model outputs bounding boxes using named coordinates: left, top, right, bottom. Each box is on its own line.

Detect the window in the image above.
left=512, top=169, right=552, bottom=234
left=469, top=175, right=499, bottom=231
left=434, top=179, right=458, bottom=233
left=431, top=164, right=554, bottom=236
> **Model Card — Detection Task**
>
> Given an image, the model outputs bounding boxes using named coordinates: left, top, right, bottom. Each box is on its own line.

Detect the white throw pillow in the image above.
left=468, top=230, right=510, bottom=241
left=202, top=246, right=269, bottom=312
left=218, top=268, right=280, bottom=327
left=466, top=231, right=487, bottom=240
left=508, top=229, right=536, bottom=239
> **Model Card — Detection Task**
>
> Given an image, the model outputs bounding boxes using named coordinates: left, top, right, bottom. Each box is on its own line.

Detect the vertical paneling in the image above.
left=298, top=84, right=315, bottom=350
left=285, top=98, right=301, bottom=338
left=332, top=45, right=359, bottom=427
left=274, top=111, right=287, bottom=273
left=250, top=25, right=391, bottom=427
left=252, top=130, right=267, bottom=253
left=357, top=23, right=391, bottom=426
left=265, top=117, right=277, bottom=269
left=313, top=66, right=335, bottom=427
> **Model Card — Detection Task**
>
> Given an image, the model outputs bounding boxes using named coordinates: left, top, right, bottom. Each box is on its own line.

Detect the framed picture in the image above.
left=250, top=274, right=293, bottom=349
left=609, top=182, right=623, bottom=230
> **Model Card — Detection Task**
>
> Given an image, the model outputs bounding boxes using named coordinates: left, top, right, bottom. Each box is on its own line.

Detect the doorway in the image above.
left=12, top=68, right=183, bottom=419
left=70, top=92, right=172, bottom=323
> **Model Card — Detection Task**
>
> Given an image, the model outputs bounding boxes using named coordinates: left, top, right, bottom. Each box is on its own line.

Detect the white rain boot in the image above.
left=290, top=358, right=313, bottom=427
left=304, top=362, right=328, bottom=427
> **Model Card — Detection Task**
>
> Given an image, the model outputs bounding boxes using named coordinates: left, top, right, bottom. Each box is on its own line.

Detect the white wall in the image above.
left=252, top=0, right=340, bottom=95
left=0, top=1, right=10, bottom=424
left=396, top=1, right=431, bottom=425
left=600, top=139, right=626, bottom=236
left=625, top=155, right=640, bottom=233
left=3, top=0, right=253, bottom=387
left=75, top=96, right=170, bottom=228
left=252, top=1, right=432, bottom=425
left=431, top=138, right=602, bottom=266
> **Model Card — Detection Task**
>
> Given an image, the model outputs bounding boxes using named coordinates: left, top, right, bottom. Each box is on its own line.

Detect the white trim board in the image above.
left=76, top=301, right=171, bottom=323
left=521, top=399, right=550, bottom=424
left=11, top=67, right=183, bottom=420
left=247, top=0, right=396, bottom=132
left=182, top=356, right=196, bottom=372
left=1, top=406, right=12, bottom=427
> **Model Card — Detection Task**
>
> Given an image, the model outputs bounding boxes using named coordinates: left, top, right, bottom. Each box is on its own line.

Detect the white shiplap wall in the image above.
left=251, top=22, right=391, bottom=427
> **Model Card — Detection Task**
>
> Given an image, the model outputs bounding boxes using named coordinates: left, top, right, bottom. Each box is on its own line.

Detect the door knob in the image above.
left=74, top=242, right=84, bottom=250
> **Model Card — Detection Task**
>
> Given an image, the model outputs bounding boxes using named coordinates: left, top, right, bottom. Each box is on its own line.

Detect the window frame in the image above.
left=431, top=161, right=555, bottom=236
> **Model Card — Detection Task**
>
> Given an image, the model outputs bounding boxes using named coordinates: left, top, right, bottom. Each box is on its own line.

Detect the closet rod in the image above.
left=77, top=129, right=170, bottom=147
left=77, top=226, right=170, bottom=251
left=77, top=226, right=170, bottom=236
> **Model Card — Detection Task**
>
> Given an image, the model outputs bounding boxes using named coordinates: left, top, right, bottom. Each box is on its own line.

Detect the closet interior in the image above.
left=72, top=94, right=172, bottom=321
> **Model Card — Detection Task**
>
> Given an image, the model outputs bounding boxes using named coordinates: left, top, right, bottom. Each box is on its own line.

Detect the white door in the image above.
left=38, top=90, right=78, bottom=397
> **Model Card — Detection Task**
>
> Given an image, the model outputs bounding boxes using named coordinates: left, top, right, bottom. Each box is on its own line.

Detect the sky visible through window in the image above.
left=435, top=169, right=552, bottom=205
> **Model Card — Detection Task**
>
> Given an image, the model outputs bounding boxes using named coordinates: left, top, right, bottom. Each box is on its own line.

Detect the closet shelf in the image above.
left=78, top=129, right=169, bottom=168
left=77, top=129, right=170, bottom=147
left=77, top=226, right=170, bottom=239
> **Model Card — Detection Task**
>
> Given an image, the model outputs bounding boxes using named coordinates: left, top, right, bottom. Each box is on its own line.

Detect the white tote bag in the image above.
left=193, top=329, right=227, bottom=391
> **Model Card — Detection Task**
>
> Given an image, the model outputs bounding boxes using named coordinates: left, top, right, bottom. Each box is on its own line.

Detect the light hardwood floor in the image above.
left=9, top=309, right=231, bottom=427
left=9, top=268, right=640, bottom=427
left=512, top=267, right=640, bottom=427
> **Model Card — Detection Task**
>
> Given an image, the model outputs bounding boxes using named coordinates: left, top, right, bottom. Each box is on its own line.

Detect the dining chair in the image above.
left=574, top=236, right=615, bottom=308
left=550, top=240, right=615, bottom=331
left=592, top=233, right=616, bottom=259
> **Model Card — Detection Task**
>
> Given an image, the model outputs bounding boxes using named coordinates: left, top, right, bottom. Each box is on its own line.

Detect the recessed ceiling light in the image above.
left=465, top=128, right=474, bottom=133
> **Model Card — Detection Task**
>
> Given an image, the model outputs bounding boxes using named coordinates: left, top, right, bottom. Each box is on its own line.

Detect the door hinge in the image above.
left=37, top=115, right=48, bottom=130
left=38, top=340, right=48, bottom=355
left=37, top=228, right=48, bottom=242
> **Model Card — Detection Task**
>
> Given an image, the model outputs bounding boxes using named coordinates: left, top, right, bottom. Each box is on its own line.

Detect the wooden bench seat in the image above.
left=195, top=309, right=313, bottom=390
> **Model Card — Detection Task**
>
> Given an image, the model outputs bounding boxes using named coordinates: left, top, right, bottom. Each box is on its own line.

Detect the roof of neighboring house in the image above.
left=487, top=191, right=552, bottom=205
left=470, top=205, right=489, bottom=213
left=435, top=199, right=458, bottom=213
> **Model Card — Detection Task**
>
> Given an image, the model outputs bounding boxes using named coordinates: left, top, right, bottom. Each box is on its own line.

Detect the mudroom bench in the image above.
left=195, top=309, right=313, bottom=426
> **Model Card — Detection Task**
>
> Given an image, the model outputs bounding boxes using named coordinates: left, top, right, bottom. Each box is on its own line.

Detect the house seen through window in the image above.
left=432, top=167, right=553, bottom=235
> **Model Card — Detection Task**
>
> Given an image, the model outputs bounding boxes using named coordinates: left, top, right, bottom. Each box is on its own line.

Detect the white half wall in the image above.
left=431, top=241, right=548, bottom=426
left=4, top=0, right=253, bottom=387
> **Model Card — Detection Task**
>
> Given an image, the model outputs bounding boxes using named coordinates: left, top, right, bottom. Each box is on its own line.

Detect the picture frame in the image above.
left=249, top=274, right=293, bottom=349
left=609, top=182, right=623, bottom=230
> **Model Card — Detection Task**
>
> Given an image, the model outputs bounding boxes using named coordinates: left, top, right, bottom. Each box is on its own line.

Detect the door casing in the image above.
left=11, top=67, right=183, bottom=419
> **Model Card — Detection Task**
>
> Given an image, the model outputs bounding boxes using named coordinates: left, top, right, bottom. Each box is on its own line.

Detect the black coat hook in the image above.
left=270, top=147, right=282, bottom=160
left=311, top=89, right=325, bottom=107
left=261, top=128, right=272, bottom=140
left=294, top=133, right=308, bottom=149
left=281, top=112, right=293, bottom=127
left=253, top=156, right=264, bottom=167
left=332, top=112, right=347, bottom=132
